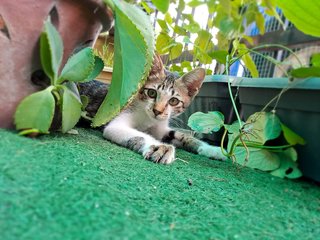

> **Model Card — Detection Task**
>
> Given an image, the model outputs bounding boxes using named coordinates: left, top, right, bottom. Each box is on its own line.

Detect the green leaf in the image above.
left=290, top=66, right=320, bottom=78
left=157, top=19, right=169, bottom=32
left=14, top=87, right=55, bottom=133
left=188, top=0, right=205, bottom=7
left=270, top=148, right=302, bottom=179
left=58, top=48, right=96, bottom=83
left=169, top=43, right=183, bottom=60
left=151, top=0, right=169, bottom=13
left=241, top=52, right=259, bottom=77
left=281, top=123, right=306, bottom=145
left=255, top=12, right=265, bottom=35
left=183, top=22, right=201, bottom=33
left=86, top=56, right=105, bottom=81
left=93, top=0, right=154, bottom=126
left=61, top=85, right=82, bottom=133
left=188, top=111, right=225, bottom=134
left=40, top=19, right=63, bottom=82
left=156, top=32, right=171, bottom=54
left=233, top=147, right=281, bottom=171
left=244, top=112, right=282, bottom=144
left=277, top=0, right=320, bottom=37
left=164, top=12, right=173, bottom=25
left=208, top=50, right=228, bottom=64
left=311, top=53, right=320, bottom=67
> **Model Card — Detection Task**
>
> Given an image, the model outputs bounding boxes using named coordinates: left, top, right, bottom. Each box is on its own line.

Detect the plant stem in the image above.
left=226, top=55, right=243, bottom=129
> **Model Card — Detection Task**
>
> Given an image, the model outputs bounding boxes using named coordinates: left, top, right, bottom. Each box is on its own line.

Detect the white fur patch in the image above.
left=198, top=143, right=228, bottom=161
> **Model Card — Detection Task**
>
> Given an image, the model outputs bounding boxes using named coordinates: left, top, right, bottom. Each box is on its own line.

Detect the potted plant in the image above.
left=0, top=0, right=113, bottom=128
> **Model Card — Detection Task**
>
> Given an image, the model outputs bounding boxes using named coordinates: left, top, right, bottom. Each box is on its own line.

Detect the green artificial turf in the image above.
left=0, top=127, right=319, bottom=240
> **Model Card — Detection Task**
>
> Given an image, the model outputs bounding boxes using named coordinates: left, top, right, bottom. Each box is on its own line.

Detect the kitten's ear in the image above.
left=149, top=54, right=165, bottom=78
left=181, top=68, right=205, bottom=97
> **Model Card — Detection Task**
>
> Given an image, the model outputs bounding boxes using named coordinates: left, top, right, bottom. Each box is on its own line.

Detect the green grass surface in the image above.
left=1, top=128, right=319, bottom=240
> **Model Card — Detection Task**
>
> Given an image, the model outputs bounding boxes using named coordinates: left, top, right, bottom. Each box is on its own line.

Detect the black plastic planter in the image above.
left=232, top=77, right=320, bottom=182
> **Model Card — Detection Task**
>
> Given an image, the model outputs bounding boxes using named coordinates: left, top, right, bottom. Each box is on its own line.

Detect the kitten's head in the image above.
left=138, top=55, right=205, bottom=121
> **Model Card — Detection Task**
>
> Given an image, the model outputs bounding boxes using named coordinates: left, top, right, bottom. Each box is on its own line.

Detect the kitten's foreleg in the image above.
left=103, top=123, right=176, bottom=164
left=161, top=130, right=227, bottom=160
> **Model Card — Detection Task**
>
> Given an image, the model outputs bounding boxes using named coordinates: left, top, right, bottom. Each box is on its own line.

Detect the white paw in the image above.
left=198, top=144, right=228, bottom=161
left=143, top=144, right=176, bottom=164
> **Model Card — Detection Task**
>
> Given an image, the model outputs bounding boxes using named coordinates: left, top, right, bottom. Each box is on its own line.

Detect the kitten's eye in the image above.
left=147, top=89, right=157, bottom=98
left=169, top=97, right=179, bottom=106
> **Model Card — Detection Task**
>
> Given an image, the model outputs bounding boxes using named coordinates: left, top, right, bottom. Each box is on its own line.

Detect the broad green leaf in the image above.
left=188, top=111, right=225, bottom=134
left=233, top=147, right=281, bottom=171
left=290, top=67, right=320, bottom=78
left=277, top=0, right=320, bottom=37
left=156, top=32, right=171, bottom=54
left=61, top=85, right=82, bottom=133
left=169, top=43, right=183, bottom=60
left=151, top=0, right=169, bottom=13
left=311, top=53, right=320, bottom=67
left=208, top=50, right=228, bottom=64
left=58, top=48, right=96, bottom=83
left=86, top=56, right=104, bottom=81
left=40, top=19, right=63, bottom=82
left=14, top=87, right=55, bottom=133
left=270, top=148, right=302, bottom=179
left=245, top=112, right=282, bottom=144
left=93, top=0, right=154, bottom=126
left=281, top=123, right=306, bottom=145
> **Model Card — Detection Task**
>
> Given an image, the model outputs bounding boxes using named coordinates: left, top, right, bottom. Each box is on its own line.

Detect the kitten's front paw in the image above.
left=198, top=144, right=228, bottom=161
left=143, top=144, right=175, bottom=164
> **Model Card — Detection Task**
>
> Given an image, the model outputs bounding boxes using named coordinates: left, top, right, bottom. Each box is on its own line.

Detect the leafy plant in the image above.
left=15, top=19, right=104, bottom=135
left=188, top=111, right=305, bottom=179
left=15, top=0, right=155, bottom=133
left=141, top=0, right=281, bottom=77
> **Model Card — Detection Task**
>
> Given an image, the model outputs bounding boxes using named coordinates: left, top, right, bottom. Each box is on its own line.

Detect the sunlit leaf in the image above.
left=255, top=12, right=265, bottom=35
left=290, top=67, right=320, bottom=78
left=169, top=43, right=183, bottom=60
left=281, top=123, right=306, bottom=145
left=14, top=87, right=55, bottom=133
left=311, top=53, right=320, bottom=67
left=151, top=0, right=169, bottom=13
left=208, top=50, right=228, bottom=64
left=156, top=32, right=171, bottom=54
left=188, top=111, right=225, bottom=134
left=277, top=0, right=320, bottom=37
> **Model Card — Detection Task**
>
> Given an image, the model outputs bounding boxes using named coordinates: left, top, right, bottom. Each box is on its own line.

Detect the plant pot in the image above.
left=232, top=77, right=320, bottom=182
left=174, top=75, right=240, bottom=145
left=0, top=0, right=113, bottom=128
left=95, top=67, right=113, bottom=84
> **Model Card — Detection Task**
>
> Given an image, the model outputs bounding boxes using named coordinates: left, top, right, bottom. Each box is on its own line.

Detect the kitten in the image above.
left=79, top=55, right=226, bottom=164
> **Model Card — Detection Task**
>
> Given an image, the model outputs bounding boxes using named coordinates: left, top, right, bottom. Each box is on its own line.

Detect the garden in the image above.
left=1, top=0, right=320, bottom=239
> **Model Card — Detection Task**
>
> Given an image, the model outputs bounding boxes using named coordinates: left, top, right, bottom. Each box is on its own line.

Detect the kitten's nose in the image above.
left=153, top=109, right=162, bottom=116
